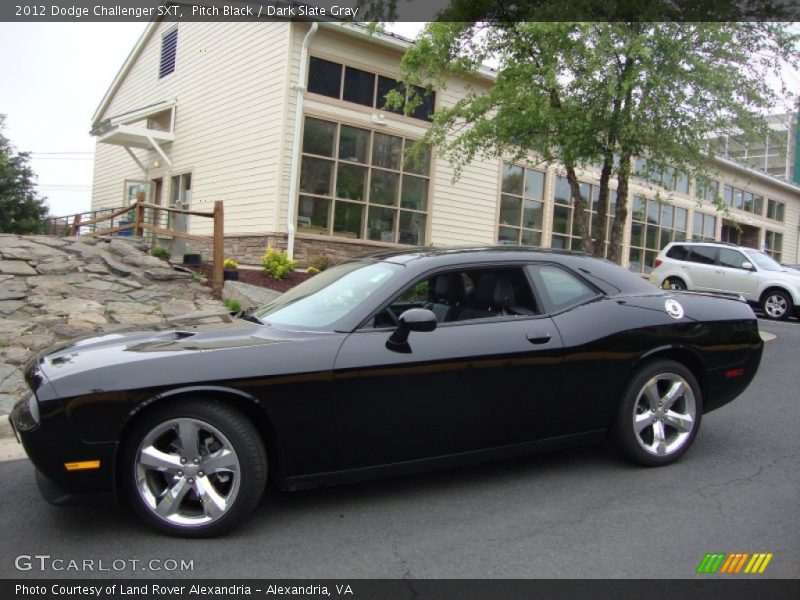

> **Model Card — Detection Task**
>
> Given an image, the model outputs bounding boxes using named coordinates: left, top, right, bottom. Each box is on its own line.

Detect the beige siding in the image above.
left=91, top=21, right=291, bottom=234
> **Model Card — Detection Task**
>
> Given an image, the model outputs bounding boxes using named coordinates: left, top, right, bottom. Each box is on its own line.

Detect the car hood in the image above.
left=31, top=311, right=347, bottom=400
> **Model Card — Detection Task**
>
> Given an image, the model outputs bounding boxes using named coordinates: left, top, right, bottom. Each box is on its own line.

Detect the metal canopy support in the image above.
left=146, top=134, right=173, bottom=167
left=124, top=147, right=148, bottom=176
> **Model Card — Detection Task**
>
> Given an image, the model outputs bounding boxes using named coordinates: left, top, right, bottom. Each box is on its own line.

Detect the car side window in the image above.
left=719, top=248, right=749, bottom=269
left=687, top=246, right=718, bottom=265
left=666, top=245, right=689, bottom=261
left=368, top=267, right=538, bottom=328
left=526, top=265, right=599, bottom=313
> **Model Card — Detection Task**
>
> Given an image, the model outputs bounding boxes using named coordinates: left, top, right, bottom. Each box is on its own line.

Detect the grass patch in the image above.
left=223, top=298, right=242, bottom=313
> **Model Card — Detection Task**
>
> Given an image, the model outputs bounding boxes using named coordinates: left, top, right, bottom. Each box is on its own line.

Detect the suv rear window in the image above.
left=666, top=245, right=689, bottom=260
left=687, top=246, right=718, bottom=265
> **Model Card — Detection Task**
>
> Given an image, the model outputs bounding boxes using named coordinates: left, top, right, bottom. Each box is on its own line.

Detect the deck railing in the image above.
left=44, top=200, right=224, bottom=292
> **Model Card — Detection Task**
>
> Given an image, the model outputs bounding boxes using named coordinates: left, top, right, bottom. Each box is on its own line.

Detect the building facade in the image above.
left=90, top=20, right=800, bottom=272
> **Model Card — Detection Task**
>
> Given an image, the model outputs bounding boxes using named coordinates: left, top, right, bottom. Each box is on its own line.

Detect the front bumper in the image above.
left=11, top=396, right=118, bottom=505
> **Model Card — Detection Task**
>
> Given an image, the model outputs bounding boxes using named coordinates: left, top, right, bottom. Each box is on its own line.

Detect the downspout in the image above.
left=286, top=22, right=318, bottom=260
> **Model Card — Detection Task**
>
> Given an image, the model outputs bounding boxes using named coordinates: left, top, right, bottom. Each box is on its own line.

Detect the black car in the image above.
left=12, top=247, right=763, bottom=536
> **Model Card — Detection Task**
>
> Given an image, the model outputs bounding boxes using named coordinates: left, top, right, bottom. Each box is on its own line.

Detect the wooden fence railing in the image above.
left=59, top=200, right=224, bottom=293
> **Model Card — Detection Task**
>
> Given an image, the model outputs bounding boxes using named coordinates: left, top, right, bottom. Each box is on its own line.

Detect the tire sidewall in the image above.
left=611, top=359, right=703, bottom=467
left=121, top=400, right=267, bottom=537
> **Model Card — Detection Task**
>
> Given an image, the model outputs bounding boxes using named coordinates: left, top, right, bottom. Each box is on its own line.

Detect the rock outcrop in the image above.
left=0, top=234, right=226, bottom=414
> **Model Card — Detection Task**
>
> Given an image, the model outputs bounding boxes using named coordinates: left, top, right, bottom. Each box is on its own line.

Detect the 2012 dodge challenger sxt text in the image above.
left=11, top=247, right=763, bottom=536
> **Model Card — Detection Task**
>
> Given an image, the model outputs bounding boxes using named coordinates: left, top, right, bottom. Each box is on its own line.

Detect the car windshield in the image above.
left=744, top=250, right=784, bottom=272
left=252, top=261, right=402, bottom=329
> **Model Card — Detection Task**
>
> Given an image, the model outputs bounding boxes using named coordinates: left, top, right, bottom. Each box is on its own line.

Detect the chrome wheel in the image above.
left=632, top=373, right=696, bottom=456
left=763, top=293, right=789, bottom=319
left=135, top=418, right=241, bottom=528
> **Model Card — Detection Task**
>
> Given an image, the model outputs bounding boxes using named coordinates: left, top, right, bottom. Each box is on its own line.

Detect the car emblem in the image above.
left=665, top=299, right=684, bottom=319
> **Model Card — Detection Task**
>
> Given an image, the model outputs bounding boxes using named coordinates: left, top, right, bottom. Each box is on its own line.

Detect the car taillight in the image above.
left=654, top=259, right=662, bottom=268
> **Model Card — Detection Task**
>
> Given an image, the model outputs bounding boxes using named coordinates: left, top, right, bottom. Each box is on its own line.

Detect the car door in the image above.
left=331, top=265, right=564, bottom=471
left=685, top=246, right=720, bottom=291
left=716, top=248, right=759, bottom=299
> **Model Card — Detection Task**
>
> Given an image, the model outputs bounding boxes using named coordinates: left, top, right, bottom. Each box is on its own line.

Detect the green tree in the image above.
left=386, top=4, right=798, bottom=262
left=0, top=114, right=48, bottom=234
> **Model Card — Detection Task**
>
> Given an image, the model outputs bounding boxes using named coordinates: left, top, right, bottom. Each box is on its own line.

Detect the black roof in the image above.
left=353, top=245, right=659, bottom=296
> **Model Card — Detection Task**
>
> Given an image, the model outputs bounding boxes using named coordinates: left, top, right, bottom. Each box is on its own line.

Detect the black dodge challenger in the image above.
left=12, top=247, right=763, bottom=536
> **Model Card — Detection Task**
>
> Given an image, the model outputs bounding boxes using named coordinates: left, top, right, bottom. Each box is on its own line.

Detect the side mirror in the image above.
left=386, top=308, right=437, bottom=352
left=741, top=261, right=754, bottom=271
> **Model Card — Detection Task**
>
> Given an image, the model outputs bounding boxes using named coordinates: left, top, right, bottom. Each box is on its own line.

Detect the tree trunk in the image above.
left=592, top=155, right=614, bottom=257
left=564, top=165, right=593, bottom=254
left=606, top=151, right=632, bottom=265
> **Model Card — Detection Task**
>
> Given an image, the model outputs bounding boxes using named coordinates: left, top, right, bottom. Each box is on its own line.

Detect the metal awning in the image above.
left=92, top=100, right=176, bottom=173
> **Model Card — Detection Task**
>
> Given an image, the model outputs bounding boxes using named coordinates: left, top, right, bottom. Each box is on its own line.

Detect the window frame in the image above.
left=525, top=263, right=603, bottom=316
left=628, top=195, right=689, bottom=275
left=356, top=261, right=551, bottom=332
left=497, top=162, right=547, bottom=247
left=297, top=114, right=432, bottom=246
left=306, top=54, right=437, bottom=123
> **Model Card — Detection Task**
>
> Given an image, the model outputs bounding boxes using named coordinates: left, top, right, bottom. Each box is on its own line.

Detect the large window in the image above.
left=765, top=231, right=783, bottom=262
left=307, top=57, right=436, bottom=121
left=498, top=164, right=545, bottom=247
left=695, top=178, right=719, bottom=203
left=692, top=211, right=717, bottom=242
left=551, top=176, right=617, bottom=256
left=634, top=158, right=689, bottom=194
left=159, top=27, right=178, bottom=79
left=723, top=185, right=764, bottom=215
left=766, top=199, right=785, bottom=222
left=298, top=116, right=431, bottom=245
left=629, top=196, right=688, bottom=274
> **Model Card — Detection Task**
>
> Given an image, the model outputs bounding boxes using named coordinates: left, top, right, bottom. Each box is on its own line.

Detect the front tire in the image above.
left=761, top=289, right=792, bottom=321
left=122, top=400, right=267, bottom=537
left=611, top=360, right=702, bottom=467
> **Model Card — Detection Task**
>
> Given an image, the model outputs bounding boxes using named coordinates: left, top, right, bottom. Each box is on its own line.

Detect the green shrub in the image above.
left=223, top=257, right=239, bottom=269
left=309, top=255, right=332, bottom=272
left=223, top=298, right=242, bottom=313
left=151, top=246, right=170, bottom=260
left=262, top=246, right=295, bottom=280
left=306, top=266, right=320, bottom=274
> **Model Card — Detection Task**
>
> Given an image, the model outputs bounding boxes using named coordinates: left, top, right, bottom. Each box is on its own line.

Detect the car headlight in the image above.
left=12, top=393, right=40, bottom=433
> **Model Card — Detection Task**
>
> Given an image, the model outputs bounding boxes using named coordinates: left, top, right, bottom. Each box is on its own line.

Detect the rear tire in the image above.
left=761, top=289, right=792, bottom=321
left=610, top=360, right=702, bottom=467
left=122, top=399, right=267, bottom=537
left=662, top=277, right=686, bottom=291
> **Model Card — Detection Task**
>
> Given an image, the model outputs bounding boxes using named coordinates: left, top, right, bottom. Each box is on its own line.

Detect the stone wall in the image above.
left=185, top=234, right=400, bottom=267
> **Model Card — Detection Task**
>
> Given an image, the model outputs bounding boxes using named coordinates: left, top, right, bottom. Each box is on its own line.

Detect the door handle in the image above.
left=526, top=332, right=552, bottom=345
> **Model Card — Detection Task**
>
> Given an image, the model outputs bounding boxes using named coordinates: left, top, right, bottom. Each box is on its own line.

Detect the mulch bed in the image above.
left=190, top=263, right=312, bottom=293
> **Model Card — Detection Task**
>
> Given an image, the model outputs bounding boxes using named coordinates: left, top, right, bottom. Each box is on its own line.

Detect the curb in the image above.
left=0, top=415, right=14, bottom=441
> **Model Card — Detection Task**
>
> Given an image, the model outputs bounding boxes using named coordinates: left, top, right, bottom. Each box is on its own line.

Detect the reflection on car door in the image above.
left=332, top=269, right=564, bottom=471
left=686, top=246, right=720, bottom=291
left=715, top=248, right=759, bottom=299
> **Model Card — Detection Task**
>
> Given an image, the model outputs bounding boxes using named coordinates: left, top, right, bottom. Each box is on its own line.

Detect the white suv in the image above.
left=650, top=241, right=800, bottom=320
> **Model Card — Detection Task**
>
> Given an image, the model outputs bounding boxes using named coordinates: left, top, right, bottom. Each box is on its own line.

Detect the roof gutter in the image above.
left=286, top=22, right=318, bottom=261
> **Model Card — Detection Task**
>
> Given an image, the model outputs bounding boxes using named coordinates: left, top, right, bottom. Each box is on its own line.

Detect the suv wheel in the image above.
left=662, top=277, right=686, bottom=291
left=761, top=290, right=792, bottom=321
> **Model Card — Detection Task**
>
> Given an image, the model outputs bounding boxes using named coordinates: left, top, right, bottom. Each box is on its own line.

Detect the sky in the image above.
left=0, top=21, right=424, bottom=218
left=0, top=21, right=795, bottom=218
left=0, top=22, right=147, bottom=216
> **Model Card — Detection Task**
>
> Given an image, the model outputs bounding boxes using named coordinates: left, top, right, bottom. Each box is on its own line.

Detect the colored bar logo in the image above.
left=697, top=553, right=773, bottom=574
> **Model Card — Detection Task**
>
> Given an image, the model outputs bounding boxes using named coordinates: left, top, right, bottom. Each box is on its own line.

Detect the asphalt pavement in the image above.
left=0, top=319, right=797, bottom=579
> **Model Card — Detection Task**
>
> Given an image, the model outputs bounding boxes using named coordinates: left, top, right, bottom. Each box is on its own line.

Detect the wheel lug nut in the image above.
left=180, top=457, right=186, bottom=464
left=193, top=458, right=199, bottom=464
left=198, top=471, right=204, bottom=477
left=177, top=471, right=183, bottom=477
left=188, top=478, right=194, bottom=484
